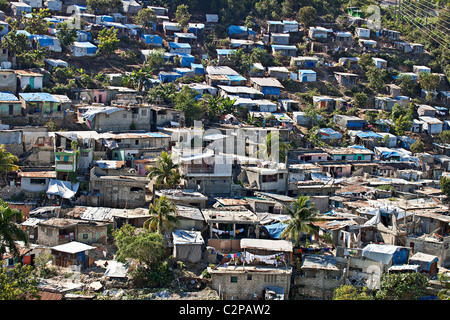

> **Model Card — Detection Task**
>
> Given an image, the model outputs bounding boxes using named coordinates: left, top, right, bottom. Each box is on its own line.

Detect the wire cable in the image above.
left=400, top=8, right=450, bottom=48
left=400, top=4, right=450, bottom=46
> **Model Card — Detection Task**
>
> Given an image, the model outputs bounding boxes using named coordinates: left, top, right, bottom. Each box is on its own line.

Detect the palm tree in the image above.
left=204, top=94, right=223, bottom=121
left=280, top=196, right=322, bottom=247
left=220, top=97, right=236, bottom=114
left=258, top=131, right=288, bottom=163
left=0, top=199, right=28, bottom=258
left=144, top=195, right=179, bottom=235
left=147, top=151, right=181, bottom=190
left=0, top=144, right=19, bottom=184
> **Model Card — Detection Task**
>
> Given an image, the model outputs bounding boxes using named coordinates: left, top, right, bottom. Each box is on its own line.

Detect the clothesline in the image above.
left=213, top=249, right=287, bottom=267
left=212, top=227, right=245, bottom=236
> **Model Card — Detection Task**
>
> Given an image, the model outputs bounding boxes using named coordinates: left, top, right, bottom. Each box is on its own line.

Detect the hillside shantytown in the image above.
left=0, top=0, right=449, bottom=302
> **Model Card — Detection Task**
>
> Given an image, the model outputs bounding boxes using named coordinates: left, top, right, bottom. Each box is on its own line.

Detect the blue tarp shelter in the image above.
left=76, top=30, right=92, bottom=42
left=356, top=131, right=381, bottom=138
left=191, top=63, right=205, bottom=74
left=228, top=25, right=255, bottom=37
left=177, top=53, right=195, bottom=67
left=158, top=71, right=182, bottom=83
left=361, top=244, right=409, bottom=265
left=263, top=222, right=287, bottom=239
left=141, top=34, right=163, bottom=45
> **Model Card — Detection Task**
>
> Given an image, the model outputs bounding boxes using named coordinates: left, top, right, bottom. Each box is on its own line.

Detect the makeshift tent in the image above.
left=104, top=260, right=130, bottom=278
left=362, top=244, right=409, bottom=265
left=191, top=63, right=205, bottom=74
left=409, top=252, right=439, bottom=276
left=262, top=222, right=287, bottom=239
left=46, top=179, right=80, bottom=199
left=141, top=34, right=163, bottom=46
left=228, top=25, right=255, bottom=37
left=81, top=107, right=123, bottom=122
left=172, top=229, right=204, bottom=263
left=177, top=54, right=195, bottom=67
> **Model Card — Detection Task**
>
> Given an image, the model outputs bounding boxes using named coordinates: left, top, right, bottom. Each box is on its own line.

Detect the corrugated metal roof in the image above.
left=250, top=77, right=284, bottom=88
left=0, top=92, right=19, bottom=102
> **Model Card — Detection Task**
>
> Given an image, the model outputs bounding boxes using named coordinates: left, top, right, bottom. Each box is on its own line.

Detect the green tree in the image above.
left=0, top=145, right=19, bottom=184
left=86, top=0, right=122, bottom=14
left=366, top=66, right=385, bottom=92
left=144, top=195, right=179, bottom=235
left=173, top=85, right=204, bottom=126
left=220, top=96, right=237, bottom=114
left=358, top=53, right=375, bottom=71
left=280, top=196, right=322, bottom=247
left=390, top=103, right=405, bottom=121
left=147, top=83, right=176, bottom=104
left=0, top=262, right=39, bottom=300
left=0, top=200, right=28, bottom=258
left=97, top=27, right=119, bottom=57
left=56, top=21, right=78, bottom=49
left=440, top=176, right=450, bottom=199
left=397, top=74, right=416, bottom=97
left=393, top=114, right=412, bottom=136
left=418, top=71, right=440, bottom=92
left=333, top=285, right=374, bottom=300
left=23, top=8, right=52, bottom=35
left=410, top=140, right=424, bottom=154
left=437, top=272, right=450, bottom=300
left=297, top=6, right=317, bottom=28
left=353, top=92, right=368, bottom=108
left=250, top=47, right=271, bottom=67
left=114, top=225, right=165, bottom=268
left=1, top=32, right=29, bottom=56
left=231, top=48, right=253, bottom=75
left=175, top=4, right=191, bottom=31
left=136, top=8, right=157, bottom=30
left=376, top=272, right=429, bottom=300
left=438, top=130, right=450, bottom=144
left=203, top=94, right=223, bottom=121
left=122, top=64, right=154, bottom=92
left=147, top=151, right=181, bottom=190
left=365, top=110, right=378, bottom=125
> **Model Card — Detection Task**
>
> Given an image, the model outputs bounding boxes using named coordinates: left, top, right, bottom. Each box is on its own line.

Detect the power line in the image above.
left=400, top=1, right=450, bottom=35
left=402, top=0, right=450, bottom=32
left=400, top=7, right=450, bottom=48
left=406, top=0, right=450, bottom=21
left=401, top=6, right=450, bottom=45
left=400, top=4, right=450, bottom=46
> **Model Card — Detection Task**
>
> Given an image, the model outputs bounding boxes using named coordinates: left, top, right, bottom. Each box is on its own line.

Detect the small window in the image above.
left=135, top=140, right=139, bottom=145
left=83, top=234, right=88, bottom=239
left=230, top=276, right=238, bottom=283
left=247, top=275, right=252, bottom=281
left=123, top=113, right=127, bottom=118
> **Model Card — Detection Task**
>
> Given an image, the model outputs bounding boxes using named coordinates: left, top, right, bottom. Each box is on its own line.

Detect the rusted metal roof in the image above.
left=18, top=171, right=57, bottom=178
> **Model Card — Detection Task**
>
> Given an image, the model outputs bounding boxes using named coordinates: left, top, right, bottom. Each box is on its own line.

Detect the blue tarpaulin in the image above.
left=158, top=72, right=182, bottom=83
left=141, top=34, right=163, bottom=45
left=100, top=15, right=114, bottom=22
left=356, top=131, right=381, bottom=138
left=263, top=223, right=287, bottom=239
left=226, top=75, right=247, bottom=82
left=228, top=25, right=255, bottom=36
left=178, top=54, right=195, bottom=67
left=34, top=35, right=54, bottom=47
left=191, top=63, right=205, bottom=74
